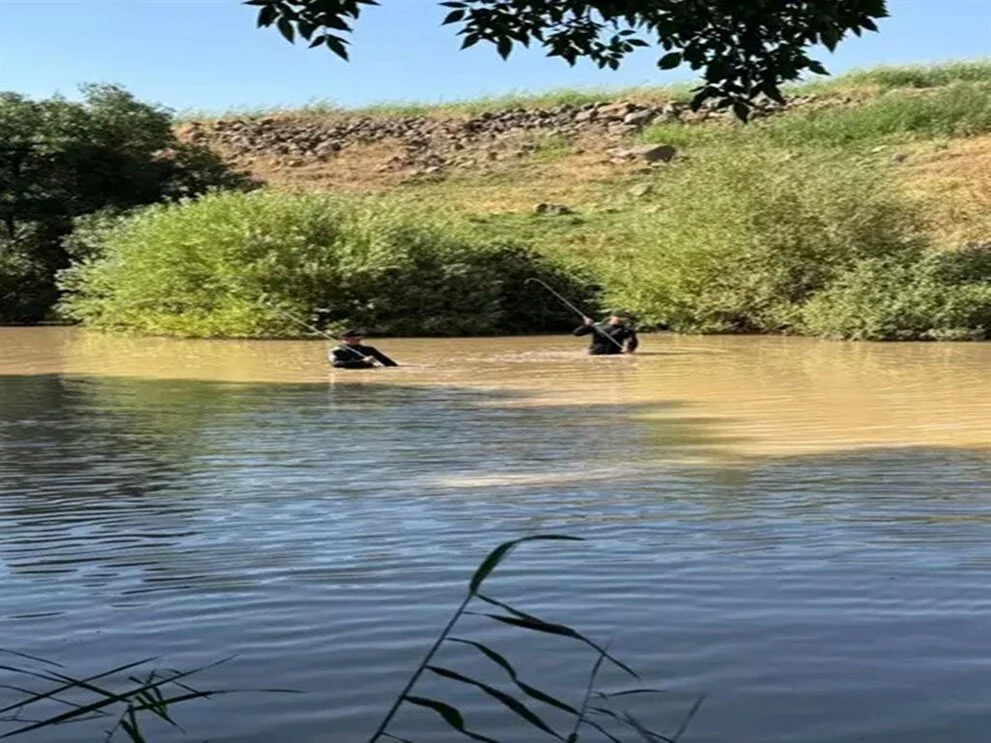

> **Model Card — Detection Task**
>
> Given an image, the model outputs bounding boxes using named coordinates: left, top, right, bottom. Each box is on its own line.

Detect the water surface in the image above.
left=1, top=328, right=989, bottom=742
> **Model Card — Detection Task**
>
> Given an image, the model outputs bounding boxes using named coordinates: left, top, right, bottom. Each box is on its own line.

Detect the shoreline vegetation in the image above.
left=4, top=62, right=991, bottom=341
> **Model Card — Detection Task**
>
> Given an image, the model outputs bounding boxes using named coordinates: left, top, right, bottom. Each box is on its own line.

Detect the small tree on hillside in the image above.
left=247, top=0, right=888, bottom=119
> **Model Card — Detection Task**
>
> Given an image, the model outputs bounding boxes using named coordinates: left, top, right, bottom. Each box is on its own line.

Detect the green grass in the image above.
left=530, top=132, right=574, bottom=161
left=793, top=59, right=991, bottom=95
left=175, top=60, right=990, bottom=123
left=176, top=85, right=695, bottom=122
left=637, top=79, right=991, bottom=154
left=761, top=82, right=991, bottom=147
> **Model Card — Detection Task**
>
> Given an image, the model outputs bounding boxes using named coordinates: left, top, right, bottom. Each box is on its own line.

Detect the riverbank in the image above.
left=9, top=62, right=991, bottom=340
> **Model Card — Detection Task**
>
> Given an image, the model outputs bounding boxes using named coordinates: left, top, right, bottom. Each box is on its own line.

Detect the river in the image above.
left=1, top=327, right=989, bottom=742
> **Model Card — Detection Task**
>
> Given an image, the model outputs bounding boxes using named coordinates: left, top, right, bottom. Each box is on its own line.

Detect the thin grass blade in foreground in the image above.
left=402, top=696, right=499, bottom=743
left=367, top=535, right=582, bottom=742
left=369, top=534, right=697, bottom=743
left=0, top=653, right=297, bottom=742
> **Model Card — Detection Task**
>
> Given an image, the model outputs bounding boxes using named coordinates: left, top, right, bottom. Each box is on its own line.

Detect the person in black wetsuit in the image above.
left=329, top=329, right=399, bottom=369
left=573, top=312, right=639, bottom=355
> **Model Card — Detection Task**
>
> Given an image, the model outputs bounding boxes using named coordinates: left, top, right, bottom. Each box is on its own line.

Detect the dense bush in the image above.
left=801, top=245, right=991, bottom=341
left=589, top=147, right=927, bottom=334
left=0, top=84, right=254, bottom=323
left=58, top=191, right=594, bottom=337
left=0, top=238, right=53, bottom=323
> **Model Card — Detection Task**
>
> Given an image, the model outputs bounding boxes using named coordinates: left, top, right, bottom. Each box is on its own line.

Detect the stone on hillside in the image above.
left=629, top=183, right=653, bottom=197
left=891, top=152, right=909, bottom=163
left=534, top=202, right=573, bottom=216
left=608, top=124, right=640, bottom=137
left=597, top=101, right=637, bottom=119
left=623, top=110, right=654, bottom=127
left=574, top=109, right=597, bottom=123
left=610, top=144, right=678, bottom=163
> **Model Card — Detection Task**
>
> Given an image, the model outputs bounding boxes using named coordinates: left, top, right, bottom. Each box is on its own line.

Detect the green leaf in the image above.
left=443, top=9, right=466, bottom=25
left=0, top=649, right=63, bottom=668
left=657, top=52, right=682, bottom=70
left=732, top=101, right=750, bottom=122
left=821, top=27, right=841, bottom=52
left=671, top=693, right=706, bottom=742
left=474, top=599, right=638, bottom=680
left=588, top=707, right=675, bottom=743
left=120, top=712, right=147, bottom=743
left=277, top=17, right=295, bottom=43
left=256, top=5, right=278, bottom=28
left=297, top=21, right=317, bottom=40
left=320, top=14, right=353, bottom=32
left=468, top=535, right=581, bottom=595
left=807, top=60, right=828, bottom=76
left=595, top=688, right=669, bottom=700
left=426, top=666, right=564, bottom=739
left=402, top=696, right=499, bottom=743
left=497, top=37, right=513, bottom=60
left=621, top=710, right=671, bottom=743
left=325, top=36, right=350, bottom=60
left=0, top=657, right=157, bottom=716
left=449, top=638, right=580, bottom=716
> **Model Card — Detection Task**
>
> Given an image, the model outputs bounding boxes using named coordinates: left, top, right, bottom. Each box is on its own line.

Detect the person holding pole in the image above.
left=523, top=278, right=638, bottom=356
left=574, top=312, right=638, bottom=356
left=330, top=329, right=399, bottom=369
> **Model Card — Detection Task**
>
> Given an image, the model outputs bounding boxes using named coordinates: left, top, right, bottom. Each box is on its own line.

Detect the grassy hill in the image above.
left=60, top=61, right=991, bottom=340
left=181, top=60, right=991, bottom=250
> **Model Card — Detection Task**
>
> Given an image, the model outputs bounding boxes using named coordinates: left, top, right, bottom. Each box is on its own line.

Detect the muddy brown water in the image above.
left=1, top=327, right=989, bottom=742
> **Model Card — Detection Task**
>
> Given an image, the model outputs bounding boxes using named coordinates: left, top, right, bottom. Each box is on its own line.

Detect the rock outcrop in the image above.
left=177, top=94, right=828, bottom=179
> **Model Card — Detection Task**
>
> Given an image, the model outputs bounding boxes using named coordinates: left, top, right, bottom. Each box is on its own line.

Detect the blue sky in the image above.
left=0, top=0, right=989, bottom=112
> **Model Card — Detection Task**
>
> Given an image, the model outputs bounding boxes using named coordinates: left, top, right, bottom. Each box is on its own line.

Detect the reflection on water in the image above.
left=0, top=328, right=989, bottom=742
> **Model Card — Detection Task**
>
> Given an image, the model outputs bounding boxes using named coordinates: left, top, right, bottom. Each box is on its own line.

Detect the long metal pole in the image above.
left=262, top=302, right=373, bottom=363
left=524, top=278, right=627, bottom=352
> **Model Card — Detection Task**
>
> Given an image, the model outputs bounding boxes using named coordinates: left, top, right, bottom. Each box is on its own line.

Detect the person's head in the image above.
left=339, top=329, right=365, bottom=346
left=606, top=312, right=628, bottom=326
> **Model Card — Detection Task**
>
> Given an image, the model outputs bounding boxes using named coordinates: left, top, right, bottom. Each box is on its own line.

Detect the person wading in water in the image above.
left=574, top=312, right=639, bottom=355
left=329, top=329, right=399, bottom=369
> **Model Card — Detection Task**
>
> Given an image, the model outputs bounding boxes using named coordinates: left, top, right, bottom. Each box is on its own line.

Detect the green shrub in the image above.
left=58, top=191, right=592, bottom=338
left=801, top=245, right=991, bottom=341
left=589, top=147, right=926, bottom=333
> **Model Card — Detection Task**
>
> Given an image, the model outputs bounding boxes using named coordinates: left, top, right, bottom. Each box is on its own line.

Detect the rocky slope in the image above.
left=177, top=94, right=830, bottom=180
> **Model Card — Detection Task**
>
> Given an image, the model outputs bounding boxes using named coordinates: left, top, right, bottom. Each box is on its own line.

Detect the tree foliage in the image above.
left=247, top=0, right=889, bottom=118
left=0, top=84, right=254, bottom=323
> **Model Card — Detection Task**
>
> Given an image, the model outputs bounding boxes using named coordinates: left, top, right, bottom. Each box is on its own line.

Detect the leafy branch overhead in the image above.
left=245, top=0, right=888, bottom=119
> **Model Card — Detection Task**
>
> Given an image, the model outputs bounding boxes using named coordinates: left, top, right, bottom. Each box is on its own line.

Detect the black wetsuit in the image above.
left=574, top=322, right=638, bottom=355
left=330, top=344, right=398, bottom=369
